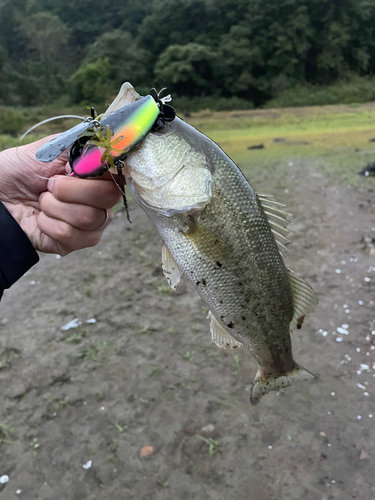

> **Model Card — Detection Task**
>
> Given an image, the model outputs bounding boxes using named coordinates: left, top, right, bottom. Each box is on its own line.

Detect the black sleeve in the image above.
left=0, top=202, right=39, bottom=300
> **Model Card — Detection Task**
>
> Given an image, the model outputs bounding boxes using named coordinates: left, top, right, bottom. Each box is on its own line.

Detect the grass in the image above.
left=1, top=101, right=374, bottom=189
left=185, top=102, right=375, bottom=185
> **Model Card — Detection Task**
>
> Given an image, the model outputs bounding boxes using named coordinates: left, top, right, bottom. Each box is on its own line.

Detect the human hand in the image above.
left=0, top=136, right=121, bottom=255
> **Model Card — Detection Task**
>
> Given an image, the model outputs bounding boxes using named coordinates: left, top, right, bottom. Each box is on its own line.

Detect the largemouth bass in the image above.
left=72, top=83, right=319, bottom=405
left=115, top=84, right=319, bottom=405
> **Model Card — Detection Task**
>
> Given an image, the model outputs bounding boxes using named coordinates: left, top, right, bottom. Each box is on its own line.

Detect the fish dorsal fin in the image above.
left=209, top=312, right=243, bottom=349
left=257, top=193, right=293, bottom=254
left=287, top=268, right=319, bottom=333
left=102, top=82, right=140, bottom=118
left=162, top=244, right=182, bottom=290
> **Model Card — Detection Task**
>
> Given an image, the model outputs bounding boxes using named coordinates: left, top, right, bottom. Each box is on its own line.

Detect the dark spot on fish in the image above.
left=220, top=315, right=224, bottom=320
left=220, top=300, right=223, bottom=304
left=216, top=261, right=222, bottom=267
left=196, top=281, right=201, bottom=286
left=241, top=316, right=246, bottom=320
left=238, top=281, right=243, bottom=286
left=202, top=279, right=207, bottom=286
left=227, top=322, right=234, bottom=329
left=297, top=314, right=306, bottom=329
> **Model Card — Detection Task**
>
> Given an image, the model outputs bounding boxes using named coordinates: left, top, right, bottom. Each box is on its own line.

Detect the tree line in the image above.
left=0, top=0, right=375, bottom=109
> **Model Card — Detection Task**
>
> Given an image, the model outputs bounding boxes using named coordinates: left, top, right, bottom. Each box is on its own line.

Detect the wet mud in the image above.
left=0, top=157, right=374, bottom=499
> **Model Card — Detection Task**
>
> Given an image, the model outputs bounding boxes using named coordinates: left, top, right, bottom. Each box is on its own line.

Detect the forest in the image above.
left=1, top=0, right=375, bottom=110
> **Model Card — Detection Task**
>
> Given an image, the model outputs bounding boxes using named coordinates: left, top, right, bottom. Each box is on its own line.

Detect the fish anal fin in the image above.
left=250, top=364, right=316, bottom=405
left=209, top=312, right=243, bottom=349
left=162, top=244, right=182, bottom=290
left=288, top=268, right=319, bottom=333
left=257, top=193, right=292, bottom=254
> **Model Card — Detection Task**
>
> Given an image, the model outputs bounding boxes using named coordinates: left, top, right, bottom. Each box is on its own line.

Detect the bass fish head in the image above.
left=124, top=118, right=212, bottom=217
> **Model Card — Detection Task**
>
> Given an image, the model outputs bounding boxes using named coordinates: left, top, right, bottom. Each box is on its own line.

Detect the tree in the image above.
left=70, top=58, right=111, bottom=104
left=16, top=11, right=73, bottom=103
left=84, top=30, right=150, bottom=92
left=154, top=43, right=219, bottom=96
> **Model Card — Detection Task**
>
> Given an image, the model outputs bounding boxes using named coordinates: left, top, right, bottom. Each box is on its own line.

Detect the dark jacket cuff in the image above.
left=0, top=202, right=39, bottom=289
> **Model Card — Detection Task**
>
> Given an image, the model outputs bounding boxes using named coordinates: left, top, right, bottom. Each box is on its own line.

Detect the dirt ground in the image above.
left=0, top=152, right=374, bottom=500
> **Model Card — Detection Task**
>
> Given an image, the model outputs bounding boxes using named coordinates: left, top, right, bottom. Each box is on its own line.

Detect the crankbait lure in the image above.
left=35, top=88, right=176, bottom=220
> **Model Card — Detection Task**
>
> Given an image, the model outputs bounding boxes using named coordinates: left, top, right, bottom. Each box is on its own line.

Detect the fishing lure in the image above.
left=35, top=88, right=176, bottom=220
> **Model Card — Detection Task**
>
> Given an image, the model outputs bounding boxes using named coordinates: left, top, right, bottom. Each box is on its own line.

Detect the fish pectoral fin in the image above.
left=257, top=193, right=293, bottom=255
left=182, top=221, right=230, bottom=264
left=162, top=244, right=182, bottom=290
left=250, top=364, right=316, bottom=406
left=209, top=312, right=243, bottom=349
left=287, top=268, right=319, bottom=333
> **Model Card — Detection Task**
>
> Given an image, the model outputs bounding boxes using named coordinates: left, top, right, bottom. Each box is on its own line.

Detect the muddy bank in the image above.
left=0, top=157, right=374, bottom=500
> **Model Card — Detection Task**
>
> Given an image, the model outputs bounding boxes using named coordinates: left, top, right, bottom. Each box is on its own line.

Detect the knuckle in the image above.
left=55, top=222, right=73, bottom=241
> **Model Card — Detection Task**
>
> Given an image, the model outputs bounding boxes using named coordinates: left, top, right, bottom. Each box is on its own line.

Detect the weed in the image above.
left=0, top=423, right=14, bottom=444
left=180, top=351, right=195, bottom=361
left=111, top=421, right=127, bottom=432
left=232, top=354, right=240, bottom=375
left=149, top=366, right=162, bottom=376
left=139, top=326, right=150, bottom=334
left=57, top=397, right=69, bottom=409
left=75, top=348, right=97, bottom=362
left=86, top=288, right=92, bottom=298
left=66, top=333, right=82, bottom=344
left=196, top=435, right=221, bottom=457
left=157, top=285, right=172, bottom=294
left=201, top=306, right=209, bottom=315
left=97, top=340, right=109, bottom=352
left=0, top=362, right=2, bottom=371
left=140, top=398, right=149, bottom=405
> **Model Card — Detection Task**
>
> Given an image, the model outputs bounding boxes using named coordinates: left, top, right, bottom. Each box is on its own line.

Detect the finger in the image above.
left=37, top=211, right=102, bottom=256
left=47, top=175, right=121, bottom=208
left=39, top=191, right=114, bottom=231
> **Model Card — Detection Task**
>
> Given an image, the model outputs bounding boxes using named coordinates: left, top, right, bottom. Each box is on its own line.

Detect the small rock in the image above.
left=1, top=318, right=8, bottom=325
left=200, top=424, right=215, bottom=435
left=6, top=382, right=26, bottom=399
left=319, top=431, right=326, bottom=437
left=360, top=450, right=370, bottom=460
left=139, top=445, right=155, bottom=458
left=0, top=475, right=9, bottom=484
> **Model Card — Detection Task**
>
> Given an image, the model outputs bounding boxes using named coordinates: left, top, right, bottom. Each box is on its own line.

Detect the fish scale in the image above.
left=121, top=85, right=318, bottom=405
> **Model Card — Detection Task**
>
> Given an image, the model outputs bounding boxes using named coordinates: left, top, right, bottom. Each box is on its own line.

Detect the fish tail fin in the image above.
left=250, top=364, right=317, bottom=406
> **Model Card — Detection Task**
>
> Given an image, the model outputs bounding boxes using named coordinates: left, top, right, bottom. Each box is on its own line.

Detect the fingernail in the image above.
left=47, top=177, right=55, bottom=192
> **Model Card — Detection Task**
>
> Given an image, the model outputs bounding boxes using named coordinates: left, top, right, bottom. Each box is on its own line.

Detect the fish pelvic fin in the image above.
left=250, top=364, right=317, bottom=406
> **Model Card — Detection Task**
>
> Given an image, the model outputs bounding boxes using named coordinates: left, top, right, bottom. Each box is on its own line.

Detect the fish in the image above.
left=49, top=83, right=319, bottom=405
left=112, top=84, right=319, bottom=405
